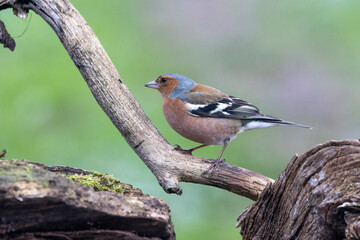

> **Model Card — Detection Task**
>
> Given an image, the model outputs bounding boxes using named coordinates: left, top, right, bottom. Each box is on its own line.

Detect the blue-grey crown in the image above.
left=167, top=74, right=197, bottom=99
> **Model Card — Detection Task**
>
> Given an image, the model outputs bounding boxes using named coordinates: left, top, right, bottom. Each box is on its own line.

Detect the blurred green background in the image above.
left=1, top=1, right=360, bottom=239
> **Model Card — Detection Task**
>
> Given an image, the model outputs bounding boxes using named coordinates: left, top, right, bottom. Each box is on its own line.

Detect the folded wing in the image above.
left=181, top=92, right=311, bottom=129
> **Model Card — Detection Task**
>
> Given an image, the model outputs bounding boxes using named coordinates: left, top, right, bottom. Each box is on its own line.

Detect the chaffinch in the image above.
left=145, top=74, right=311, bottom=173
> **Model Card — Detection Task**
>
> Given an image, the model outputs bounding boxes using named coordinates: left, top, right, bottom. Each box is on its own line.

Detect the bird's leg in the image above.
left=174, top=144, right=207, bottom=155
left=203, top=138, right=230, bottom=174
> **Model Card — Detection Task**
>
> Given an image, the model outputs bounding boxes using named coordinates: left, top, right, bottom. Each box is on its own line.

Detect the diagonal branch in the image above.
left=0, top=0, right=273, bottom=201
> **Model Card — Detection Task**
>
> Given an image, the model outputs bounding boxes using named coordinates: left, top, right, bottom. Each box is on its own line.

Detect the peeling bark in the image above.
left=238, top=139, right=360, bottom=240
left=0, top=159, right=175, bottom=240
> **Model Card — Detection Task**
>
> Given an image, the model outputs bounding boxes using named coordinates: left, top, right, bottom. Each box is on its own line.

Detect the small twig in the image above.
left=0, top=149, right=7, bottom=158
left=0, top=20, right=16, bottom=51
left=13, top=12, right=32, bottom=38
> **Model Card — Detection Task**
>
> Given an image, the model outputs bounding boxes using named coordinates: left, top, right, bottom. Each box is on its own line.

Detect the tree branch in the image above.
left=0, top=0, right=273, bottom=200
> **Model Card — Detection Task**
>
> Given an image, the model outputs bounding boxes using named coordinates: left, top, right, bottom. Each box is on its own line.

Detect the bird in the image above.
left=145, top=74, right=311, bottom=174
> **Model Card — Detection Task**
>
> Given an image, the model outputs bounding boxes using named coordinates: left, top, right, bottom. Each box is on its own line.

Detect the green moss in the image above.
left=24, top=166, right=32, bottom=174
left=42, top=180, right=49, bottom=188
left=66, top=172, right=124, bottom=194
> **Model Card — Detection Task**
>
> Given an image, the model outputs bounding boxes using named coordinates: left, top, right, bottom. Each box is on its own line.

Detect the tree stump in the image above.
left=0, top=159, right=175, bottom=240
left=238, top=139, right=360, bottom=240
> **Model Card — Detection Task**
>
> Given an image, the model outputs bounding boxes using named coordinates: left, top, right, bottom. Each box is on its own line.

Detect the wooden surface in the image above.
left=238, top=139, right=360, bottom=240
left=0, top=159, right=175, bottom=240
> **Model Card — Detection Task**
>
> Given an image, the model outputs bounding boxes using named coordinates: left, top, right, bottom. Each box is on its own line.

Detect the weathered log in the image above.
left=237, top=139, right=360, bottom=240
left=0, top=159, right=175, bottom=240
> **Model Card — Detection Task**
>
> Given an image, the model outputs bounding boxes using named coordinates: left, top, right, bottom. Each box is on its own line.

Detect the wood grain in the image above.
left=238, top=139, right=360, bottom=240
left=0, top=159, right=175, bottom=240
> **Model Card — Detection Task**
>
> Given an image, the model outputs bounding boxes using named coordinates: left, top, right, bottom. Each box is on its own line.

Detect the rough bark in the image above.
left=237, top=139, right=360, bottom=240
left=0, top=159, right=175, bottom=240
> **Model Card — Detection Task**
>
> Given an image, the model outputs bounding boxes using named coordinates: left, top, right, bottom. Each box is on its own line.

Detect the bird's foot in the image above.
left=173, top=145, right=194, bottom=155
left=202, top=158, right=225, bottom=175
left=203, top=158, right=226, bottom=164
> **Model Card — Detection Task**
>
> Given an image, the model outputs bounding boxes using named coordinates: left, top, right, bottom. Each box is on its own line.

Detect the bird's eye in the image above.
left=161, top=78, right=167, bottom=83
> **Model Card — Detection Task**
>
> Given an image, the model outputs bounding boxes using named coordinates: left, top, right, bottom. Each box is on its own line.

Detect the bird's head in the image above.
left=145, top=74, right=196, bottom=98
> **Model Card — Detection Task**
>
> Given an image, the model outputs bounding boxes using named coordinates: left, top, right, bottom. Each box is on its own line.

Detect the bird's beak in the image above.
left=145, top=80, right=159, bottom=89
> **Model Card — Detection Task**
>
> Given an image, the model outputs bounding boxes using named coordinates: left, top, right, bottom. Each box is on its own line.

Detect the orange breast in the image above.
left=162, top=97, right=241, bottom=145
